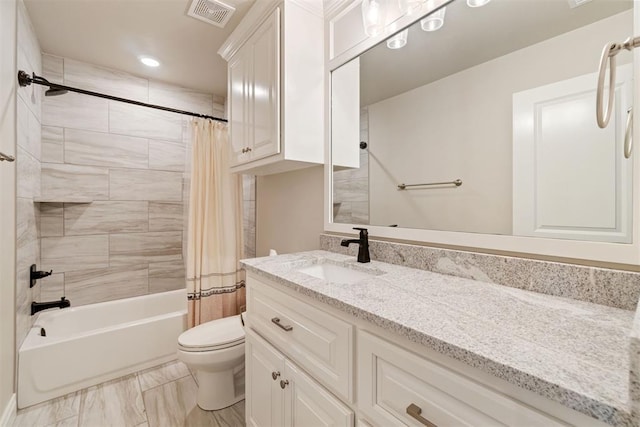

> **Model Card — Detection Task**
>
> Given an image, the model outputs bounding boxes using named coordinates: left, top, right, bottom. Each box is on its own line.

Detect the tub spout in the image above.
left=31, top=297, right=70, bottom=316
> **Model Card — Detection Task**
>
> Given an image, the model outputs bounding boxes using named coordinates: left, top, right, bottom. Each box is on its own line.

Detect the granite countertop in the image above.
left=241, top=250, right=636, bottom=426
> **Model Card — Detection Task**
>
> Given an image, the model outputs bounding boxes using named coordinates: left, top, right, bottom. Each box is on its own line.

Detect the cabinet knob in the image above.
left=272, top=371, right=280, bottom=380
left=280, top=379, right=289, bottom=389
left=241, top=147, right=247, bottom=153
left=247, top=147, right=252, bottom=152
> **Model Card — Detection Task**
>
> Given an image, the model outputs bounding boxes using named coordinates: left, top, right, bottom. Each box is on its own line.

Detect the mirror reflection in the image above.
left=332, top=0, right=634, bottom=243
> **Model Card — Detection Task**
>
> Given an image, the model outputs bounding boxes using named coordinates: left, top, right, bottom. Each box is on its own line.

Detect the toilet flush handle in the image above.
left=272, top=371, right=280, bottom=380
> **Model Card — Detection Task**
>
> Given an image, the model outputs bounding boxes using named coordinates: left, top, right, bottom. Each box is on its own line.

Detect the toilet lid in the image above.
left=178, top=314, right=245, bottom=351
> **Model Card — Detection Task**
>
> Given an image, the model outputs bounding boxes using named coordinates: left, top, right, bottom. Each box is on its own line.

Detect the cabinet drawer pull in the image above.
left=271, top=317, right=293, bottom=331
left=272, top=371, right=280, bottom=380
left=280, top=379, right=289, bottom=389
left=406, top=404, right=437, bottom=427
left=0, top=152, right=15, bottom=162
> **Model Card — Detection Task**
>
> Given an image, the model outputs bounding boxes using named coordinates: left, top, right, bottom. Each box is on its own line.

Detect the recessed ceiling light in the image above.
left=140, top=57, right=160, bottom=67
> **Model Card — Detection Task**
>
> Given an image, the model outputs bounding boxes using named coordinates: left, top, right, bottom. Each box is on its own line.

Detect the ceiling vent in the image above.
left=187, top=0, right=236, bottom=28
left=567, top=0, right=593, bottom=8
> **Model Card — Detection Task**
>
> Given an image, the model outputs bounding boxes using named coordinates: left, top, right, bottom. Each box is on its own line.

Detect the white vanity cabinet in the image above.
left=245, top=271, right=611, bottom=427
left=220, top=0, right=324, bottom=175
left=246, top=328, right=354, bottom=427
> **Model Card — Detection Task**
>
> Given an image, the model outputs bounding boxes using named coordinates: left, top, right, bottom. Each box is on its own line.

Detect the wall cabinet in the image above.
left=245, top=272, right=610, bottom=427
left=220, top=0, right=324, bottom=175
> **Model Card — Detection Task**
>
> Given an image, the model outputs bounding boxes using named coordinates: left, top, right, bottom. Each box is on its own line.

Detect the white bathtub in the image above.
left=18, top=289, right=187, bottom=408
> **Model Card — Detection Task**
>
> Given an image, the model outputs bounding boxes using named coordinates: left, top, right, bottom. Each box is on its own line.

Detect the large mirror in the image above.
left=331, top=0, right=634, bottom=244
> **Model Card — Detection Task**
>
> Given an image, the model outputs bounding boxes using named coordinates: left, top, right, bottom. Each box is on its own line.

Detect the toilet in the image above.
left=177, top=314, right=245, bottom=410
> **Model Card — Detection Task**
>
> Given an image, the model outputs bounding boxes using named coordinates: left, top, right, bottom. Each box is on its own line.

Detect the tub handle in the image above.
left=271, top=317, right=293, bottom=332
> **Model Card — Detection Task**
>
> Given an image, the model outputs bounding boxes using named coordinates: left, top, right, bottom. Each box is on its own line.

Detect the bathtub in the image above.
left=18, top=289, right=187, bottom=408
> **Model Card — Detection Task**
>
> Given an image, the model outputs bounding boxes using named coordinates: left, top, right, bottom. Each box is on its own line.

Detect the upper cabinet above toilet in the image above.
left=218, top=0, right=325, bottom=176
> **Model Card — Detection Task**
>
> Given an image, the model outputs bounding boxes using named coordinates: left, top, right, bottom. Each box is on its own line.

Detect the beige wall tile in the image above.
left=110, top=231, right=182, bottom=265
left=39, top=273, right=65, bottom=301
left=148, top=140, right=185, bottom=172
left=65, top=266, right=148, bottom=306
left=17, top=147, right=40, bottom=199
left=43, top=92, right=109, bottom=132
left=42, top=163, right=109, bottom=200
left=41, top=235, right=109, bottom=273
left=149, top=202, right=182, bottom=232
left=65, top=129, right=148, bottom=169
left=109, top=169, right=182, bottom=201
left=39, top=202, right=64, bottom=237
left=65, top=201, right=149, bottom=235
left=64, top=59, right=148, bottom=103
left=42, top=126, right=64, bottom=163
left=149, top=260, right=185, bottom=293
left=42, top=54, right=64, bottom=84
left=109, top=102, right=182, bottom=142
left=17, top=97, right=41, bottom=160
left=148, top=81, right=213, bottom=116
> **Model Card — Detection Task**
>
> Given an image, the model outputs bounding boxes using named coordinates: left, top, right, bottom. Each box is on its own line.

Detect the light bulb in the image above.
left=387, top=29, right=408, bottom=49
left=140, top=57, right=160, bottom=67
left=467, top=0, right=491, bottom=7
left=420, top=7, right=446, bottom=32
left=362, top=0, right=388, bottom=37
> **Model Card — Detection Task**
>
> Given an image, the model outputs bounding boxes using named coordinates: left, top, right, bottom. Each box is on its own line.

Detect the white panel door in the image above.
left=283, top=360, right=353, bottom=427
left=513, top=65, right=633, bottom=242
left=246, top=329, right=285, bottom=427
left=332, top=57, right=360, bottom=169
left=229, top=47, right=252, bottom=166
left=248, top=7, right=280, bottom=162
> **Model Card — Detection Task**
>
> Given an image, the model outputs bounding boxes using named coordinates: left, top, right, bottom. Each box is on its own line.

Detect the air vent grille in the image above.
left=187, top=0, right=236, bottom=28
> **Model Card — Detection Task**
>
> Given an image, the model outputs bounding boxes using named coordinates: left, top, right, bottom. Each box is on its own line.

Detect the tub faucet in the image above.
left=31, top=297, right=70, bottom=316
left=340, top=227, right=370, bottom=263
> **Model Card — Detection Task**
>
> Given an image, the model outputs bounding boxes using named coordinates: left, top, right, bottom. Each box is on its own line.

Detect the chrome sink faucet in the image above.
left=340, top=227, right=370, bottom=263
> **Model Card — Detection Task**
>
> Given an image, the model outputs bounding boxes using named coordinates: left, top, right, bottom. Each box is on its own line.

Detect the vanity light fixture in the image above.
left=398, top=0, right=425, bottom=16
left=420, top=7, right=446, bottom=31
left=139, top=56, right=160, bottom=67
left=362, top=0, right=388, bottom=37
left=387, top=29, right=409, bottom=49
left=467, top=0, right=491, bottom=7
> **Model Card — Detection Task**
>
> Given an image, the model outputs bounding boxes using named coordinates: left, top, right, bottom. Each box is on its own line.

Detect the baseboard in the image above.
left=0, top=393, right=16, bottom=426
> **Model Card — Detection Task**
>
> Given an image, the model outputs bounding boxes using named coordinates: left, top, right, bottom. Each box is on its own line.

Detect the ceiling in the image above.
left=359, top=0, right=632, bottom=105
left=24, top=0, right=255, bottom=97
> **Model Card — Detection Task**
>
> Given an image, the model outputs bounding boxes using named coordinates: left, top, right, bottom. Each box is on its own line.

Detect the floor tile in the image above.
left=78, top=374, right=146, bottom=427
left=45, top=415, right=79, bottom=427
left=211, top=402, right=245, bottom=427
left=143, top=375, right=218, bottom=427
left=12, top=391, right=80, bottom=426
left=137, top=360, right=191, bottom=392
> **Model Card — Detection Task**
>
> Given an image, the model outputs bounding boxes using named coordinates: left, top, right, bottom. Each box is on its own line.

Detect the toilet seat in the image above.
left=178, top=314, right=245, bottom=352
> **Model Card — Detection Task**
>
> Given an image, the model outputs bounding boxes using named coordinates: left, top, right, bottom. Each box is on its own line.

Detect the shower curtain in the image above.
left=185, top=119, right=245, bottom=328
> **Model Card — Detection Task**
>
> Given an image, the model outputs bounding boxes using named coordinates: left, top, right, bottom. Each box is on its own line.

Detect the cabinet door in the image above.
left=246, top=329, right=285, bottom=427
left=228, top=48, right=252, bottom=166
left=247, top=7, right=280, bottom=161
left=283, top=360, right=354, bottom=427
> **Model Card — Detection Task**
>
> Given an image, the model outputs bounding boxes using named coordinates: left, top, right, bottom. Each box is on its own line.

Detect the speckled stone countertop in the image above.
left=241, top=250, right=636, bottom=426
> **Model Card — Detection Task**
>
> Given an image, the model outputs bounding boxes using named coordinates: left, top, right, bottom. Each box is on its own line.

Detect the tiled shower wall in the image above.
left=37, top=54, right=256, bottom=306
left=15, top=0, right=42, bottom=350
left=333, top=107, right=369, bottom=224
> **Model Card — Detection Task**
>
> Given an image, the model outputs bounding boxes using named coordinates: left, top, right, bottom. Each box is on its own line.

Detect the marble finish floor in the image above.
left=10, top=361, right=245, bottom=427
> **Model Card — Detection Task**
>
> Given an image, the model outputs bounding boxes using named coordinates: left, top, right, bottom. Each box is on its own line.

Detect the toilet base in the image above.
left=196, top=369, right=245, bottom=411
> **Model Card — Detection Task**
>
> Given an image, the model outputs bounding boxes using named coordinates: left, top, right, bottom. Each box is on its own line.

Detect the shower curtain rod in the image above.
left=17, top=70, right=228, bottom=123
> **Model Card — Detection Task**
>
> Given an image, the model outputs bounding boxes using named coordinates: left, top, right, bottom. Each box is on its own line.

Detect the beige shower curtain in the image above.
left=186, top=119, right=245, bottom=328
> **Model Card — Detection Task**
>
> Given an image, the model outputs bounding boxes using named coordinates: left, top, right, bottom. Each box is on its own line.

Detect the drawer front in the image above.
left=358, top=331, right=566, bottom=427
left=247, top=276, right=353, bottom=401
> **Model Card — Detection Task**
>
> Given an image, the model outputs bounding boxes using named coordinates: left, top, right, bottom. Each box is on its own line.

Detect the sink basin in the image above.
left=297, top=263, right=377, bottom=284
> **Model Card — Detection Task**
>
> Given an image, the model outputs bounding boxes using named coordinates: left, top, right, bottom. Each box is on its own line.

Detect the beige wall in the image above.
left=0, top=0, right=17, bottom=416
left=256, top=165, right=324, bottom=256
left=367, top=10, right=632, bottom=234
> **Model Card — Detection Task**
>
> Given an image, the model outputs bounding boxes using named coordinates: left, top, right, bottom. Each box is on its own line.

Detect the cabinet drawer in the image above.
left=247, top=276, right=353, bottom=401
left=358, top=331, right=566, bottom=427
